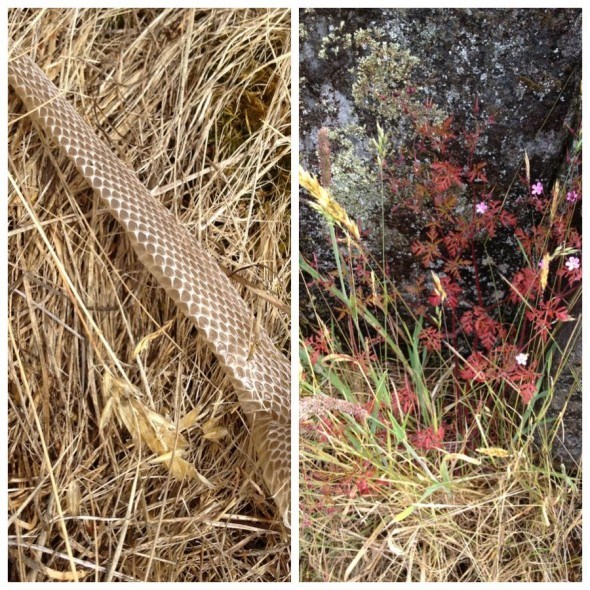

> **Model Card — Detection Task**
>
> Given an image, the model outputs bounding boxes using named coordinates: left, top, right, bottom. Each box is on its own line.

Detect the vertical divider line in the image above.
left=1, top=11, right=10, bottom=586
left=290, top=5, right=300, bottom=583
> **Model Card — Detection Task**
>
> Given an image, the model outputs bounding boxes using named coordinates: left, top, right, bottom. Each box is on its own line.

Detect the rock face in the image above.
left=541, top=299, right=582, bottom=469
left=300, top=8, right=582, bottom=465
left=300, top=8, right=581, bottom=256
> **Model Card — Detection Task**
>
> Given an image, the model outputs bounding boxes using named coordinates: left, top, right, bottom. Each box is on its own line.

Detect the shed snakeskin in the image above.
left=9, top=46, right=290, bottom=524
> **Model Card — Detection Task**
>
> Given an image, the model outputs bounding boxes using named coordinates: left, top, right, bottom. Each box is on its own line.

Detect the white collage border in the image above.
left=2, top=2, right=587, bottom=586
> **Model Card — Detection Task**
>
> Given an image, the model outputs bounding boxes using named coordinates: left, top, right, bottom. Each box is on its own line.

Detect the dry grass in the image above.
left=301, top=408, right=582, bottom=582
left=8, top=8, right=290, bottom=582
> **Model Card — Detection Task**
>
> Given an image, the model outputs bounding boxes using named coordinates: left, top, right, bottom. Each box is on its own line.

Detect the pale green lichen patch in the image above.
left=352, top=28, right=420, bottom=121
left=319, top=26, right=445, bottom=126
left=318, top=21, right=351, bottom=60
left=326, top=124, right=381, bottom=217
left=299, top=23, right=307, bottom=41
left=312, top=25, right=450, bottom=237
left=352, top=28, right=447, bottom=125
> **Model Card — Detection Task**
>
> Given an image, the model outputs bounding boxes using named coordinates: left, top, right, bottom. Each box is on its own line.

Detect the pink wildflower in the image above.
left=475, top=201, right=488, bottom=214
left=531, top=181, right=543, bottom=196
left=566, top=190, right=579, bottom=203
left=565, top=256, right=580, bottom=272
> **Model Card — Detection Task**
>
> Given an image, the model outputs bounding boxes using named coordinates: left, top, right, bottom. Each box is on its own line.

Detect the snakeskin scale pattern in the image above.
left=9, top=47, right=290, bottom=522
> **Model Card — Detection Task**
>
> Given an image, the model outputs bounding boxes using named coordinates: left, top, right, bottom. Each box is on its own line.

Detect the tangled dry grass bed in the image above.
left=300, top=405, right=582, bottom=582
left=8, top=8, right=290, bottom=582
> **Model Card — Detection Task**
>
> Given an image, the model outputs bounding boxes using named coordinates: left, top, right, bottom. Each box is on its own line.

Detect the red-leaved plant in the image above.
left=302, top=96, right=581, bottom=457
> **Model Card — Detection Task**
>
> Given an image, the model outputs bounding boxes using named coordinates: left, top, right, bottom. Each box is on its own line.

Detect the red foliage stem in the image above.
left=466, top=154, right=485, bottom=315
left=471, top=240, right=484, bottom=307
